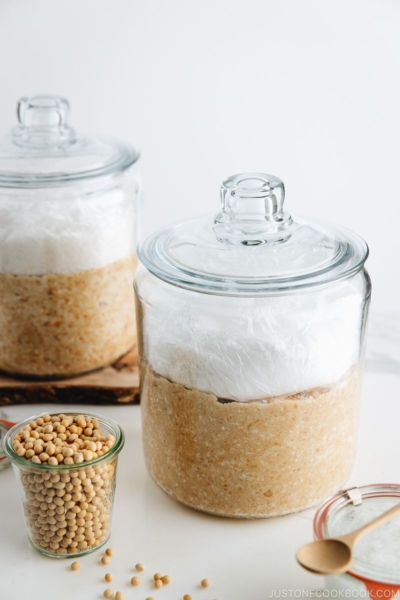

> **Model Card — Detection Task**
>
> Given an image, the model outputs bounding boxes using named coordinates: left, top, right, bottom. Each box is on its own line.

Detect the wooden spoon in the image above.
left=296, top=502, right=400, bottom=575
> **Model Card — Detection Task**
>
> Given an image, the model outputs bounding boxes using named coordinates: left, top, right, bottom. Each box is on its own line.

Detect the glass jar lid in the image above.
left=0, top=95, right=139, bottom=187
left=138, top=173, right=368, bottom=295
left=314, top=485, right=400, bottom=586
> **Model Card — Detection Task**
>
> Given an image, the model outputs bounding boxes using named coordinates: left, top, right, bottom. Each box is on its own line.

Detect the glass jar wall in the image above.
left=0, top=95, right=141, bottom=378
left=135, top=173, right=371, bottom=518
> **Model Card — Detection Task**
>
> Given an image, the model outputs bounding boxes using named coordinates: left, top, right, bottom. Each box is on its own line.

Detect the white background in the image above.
left=0, top=1, right=399, bottom=312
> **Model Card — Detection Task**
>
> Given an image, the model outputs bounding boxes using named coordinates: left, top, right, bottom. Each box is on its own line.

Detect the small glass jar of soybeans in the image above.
left=4, top=411, right=124, bottom=558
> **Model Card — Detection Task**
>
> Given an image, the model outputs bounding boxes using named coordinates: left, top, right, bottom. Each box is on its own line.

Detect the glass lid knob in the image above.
left=13, top=95, right=75, bottom=147
left=214, top=173, right=293, bottom=245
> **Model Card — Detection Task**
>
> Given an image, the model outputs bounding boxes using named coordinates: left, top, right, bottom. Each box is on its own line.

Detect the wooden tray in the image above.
left=0, top=348, right=139, bottom=406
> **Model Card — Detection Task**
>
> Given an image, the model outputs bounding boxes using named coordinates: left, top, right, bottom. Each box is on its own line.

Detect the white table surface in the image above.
left=1, top=316, right=399, bottom=599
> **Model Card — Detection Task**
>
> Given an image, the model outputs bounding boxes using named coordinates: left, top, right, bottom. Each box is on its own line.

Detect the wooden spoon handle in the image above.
left=342, top=502, right=400, bottom=546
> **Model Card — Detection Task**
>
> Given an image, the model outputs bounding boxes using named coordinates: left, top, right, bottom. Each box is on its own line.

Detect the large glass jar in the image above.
left=0, top=95, right=141, bottom=378
left=135, top=173, right=371, bottom=518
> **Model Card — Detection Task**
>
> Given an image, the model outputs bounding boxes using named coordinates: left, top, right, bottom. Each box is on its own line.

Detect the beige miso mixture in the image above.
left=141, top=364, right=362, bottom=518
left=0, top=254, right=137, bottom=378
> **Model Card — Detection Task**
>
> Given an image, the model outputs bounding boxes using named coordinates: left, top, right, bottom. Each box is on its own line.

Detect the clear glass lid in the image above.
left=314, top=485, right=400, bottom=585
left=138, top=173, right=369, bottom=295
left=0, top=95, right=139, bottom=187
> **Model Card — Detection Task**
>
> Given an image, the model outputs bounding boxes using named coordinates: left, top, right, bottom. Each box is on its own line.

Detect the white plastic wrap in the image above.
left=0, top=181, right=139, bottom=275
left=139, top=270, right=366, bottom=401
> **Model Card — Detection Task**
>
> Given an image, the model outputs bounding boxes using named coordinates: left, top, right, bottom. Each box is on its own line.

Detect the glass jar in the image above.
left=314, top=485, right=400, bottom=597
left=0, top=415, right=14, bottom=470
left=0, top=95, right=141, bottom=378
left=135, top=173, right=371, bottom=518
left=4, top=411, right=124, bottom=558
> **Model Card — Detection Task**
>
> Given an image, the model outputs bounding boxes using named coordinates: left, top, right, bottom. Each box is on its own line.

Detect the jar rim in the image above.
left=4, top=411, right=125, bottom=470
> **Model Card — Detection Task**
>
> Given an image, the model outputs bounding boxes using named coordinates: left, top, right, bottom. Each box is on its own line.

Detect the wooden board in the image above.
left=0, top=348, right=140, bottom=406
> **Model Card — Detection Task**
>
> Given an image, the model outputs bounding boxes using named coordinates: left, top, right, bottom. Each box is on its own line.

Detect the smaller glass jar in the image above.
left=0, top=95, right=141, bottom=378
left=4, top=412, right=124, bottom=558
left=314, top=485, right=400, bottom=597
